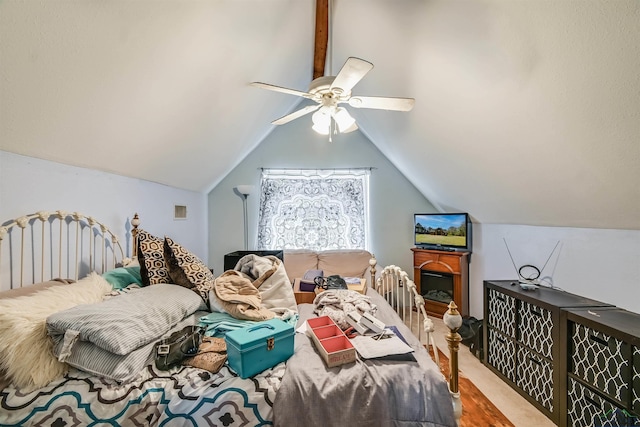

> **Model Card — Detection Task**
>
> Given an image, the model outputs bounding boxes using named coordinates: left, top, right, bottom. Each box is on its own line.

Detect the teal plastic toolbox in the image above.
left=224, top=318, right=294, bottom=378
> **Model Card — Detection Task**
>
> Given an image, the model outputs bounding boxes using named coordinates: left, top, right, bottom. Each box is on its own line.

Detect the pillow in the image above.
left=102, top=266, right=143, bottom=290
left=137, top=229, right=171, bottom=286
left=0, top=272, right=111, bottom=390
left=53, top=311, right=205, bottom=383
left=47, top=284, right=207, bottom=382
left=164, top=236, right=216, bottom=303
left=0, top=278, right=74, bottom=301
left=48, top=283, right=207, bottom=356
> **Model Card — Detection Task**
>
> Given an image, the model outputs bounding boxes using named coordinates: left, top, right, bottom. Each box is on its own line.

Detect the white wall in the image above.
left=470, top=223, right=640, bottom=317
left=5, top=152, right=636, bottom=317
left=0, top=151, right=207, bottom=260
left=207, top=105, right=437, bottom=276
left=206, top=115, right=640, bottom=319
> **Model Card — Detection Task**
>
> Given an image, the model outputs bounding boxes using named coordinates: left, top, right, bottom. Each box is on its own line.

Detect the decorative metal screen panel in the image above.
left=516, top=345, right=553, bottom=411
left=487, top=289, right=516, bottom=338
left=488, top=327, right=515, bottom=381
left=518, top=301, right=553, bottom=359
left=571, top=322, right=629, bottom=403
left=568, top=377, right=636, bottom=427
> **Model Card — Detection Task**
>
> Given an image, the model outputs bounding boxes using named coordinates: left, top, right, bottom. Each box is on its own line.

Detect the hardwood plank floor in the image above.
left=431, top=347, right=514, bottom=427
left=428, top=318, right=556, bottom=427
left=403, top=313, right=555, bottom=426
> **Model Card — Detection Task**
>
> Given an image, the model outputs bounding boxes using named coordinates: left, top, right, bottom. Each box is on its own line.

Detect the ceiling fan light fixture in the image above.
left=312, top=122, right=330, bottom=135
left=252, top=55, right=415, bottom=135
left=312, top=108, right=330, bottom=125
left=341, top=122, right=359, bottom=134
left=312, top=108, right=331, bottom=134
left=333, top=107, right=356, bottom=133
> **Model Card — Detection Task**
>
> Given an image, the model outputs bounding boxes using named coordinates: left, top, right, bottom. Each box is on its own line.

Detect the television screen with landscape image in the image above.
left=414, top=213, right=471, bottom=251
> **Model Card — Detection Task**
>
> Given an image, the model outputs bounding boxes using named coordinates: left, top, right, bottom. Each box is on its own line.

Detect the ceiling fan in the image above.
left=250, top=0, right=415, bottom=136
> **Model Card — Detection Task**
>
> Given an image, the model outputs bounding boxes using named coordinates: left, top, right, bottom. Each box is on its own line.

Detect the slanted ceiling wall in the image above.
left=208, top=120, right=640, bottom=317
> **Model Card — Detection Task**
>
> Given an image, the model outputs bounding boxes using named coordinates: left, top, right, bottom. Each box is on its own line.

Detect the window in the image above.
left=257, top=169, right=369, bottom=251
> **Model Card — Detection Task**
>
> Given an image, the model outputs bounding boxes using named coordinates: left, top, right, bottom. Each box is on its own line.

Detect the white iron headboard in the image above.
left=0, top=211, right=124, bottom=290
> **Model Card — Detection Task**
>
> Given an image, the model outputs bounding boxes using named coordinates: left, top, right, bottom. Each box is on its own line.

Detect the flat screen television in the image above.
left=414, top=213, right=472, bottom=252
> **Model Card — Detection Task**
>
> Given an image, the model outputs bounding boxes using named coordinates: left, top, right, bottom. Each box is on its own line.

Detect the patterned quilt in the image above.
left=1, top=286, right=455, bottom=427
left=0, top=362, right=285, bottom=426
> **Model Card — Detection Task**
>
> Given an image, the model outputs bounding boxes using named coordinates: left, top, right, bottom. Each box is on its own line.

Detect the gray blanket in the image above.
left=273, top=288, right=456, bottom=427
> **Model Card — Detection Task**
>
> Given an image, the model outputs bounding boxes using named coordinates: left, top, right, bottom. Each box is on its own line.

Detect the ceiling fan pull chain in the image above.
left=329, top=118, right=334, bottom=142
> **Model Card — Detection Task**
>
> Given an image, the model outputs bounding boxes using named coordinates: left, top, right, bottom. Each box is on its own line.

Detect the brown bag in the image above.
left=183, top=337, right=227, bottom=373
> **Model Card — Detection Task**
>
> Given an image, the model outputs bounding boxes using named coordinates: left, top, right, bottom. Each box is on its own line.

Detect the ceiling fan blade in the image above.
left=348, top=96, right=415, bottom=111
left=271, top=104, right=321, bottom=125
left=250, top=82, right=311, bottom=98
left=330, top=57, right=374, bottom=93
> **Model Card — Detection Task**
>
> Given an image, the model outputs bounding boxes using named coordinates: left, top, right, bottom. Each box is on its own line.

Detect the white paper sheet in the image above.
left=350, top=329, right=414, bottom=359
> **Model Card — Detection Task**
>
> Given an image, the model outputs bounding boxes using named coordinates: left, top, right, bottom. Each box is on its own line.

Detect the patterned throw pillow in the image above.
left=164, top=236, right=215, bottom=303
left=137, top=230, right=171, bottom=286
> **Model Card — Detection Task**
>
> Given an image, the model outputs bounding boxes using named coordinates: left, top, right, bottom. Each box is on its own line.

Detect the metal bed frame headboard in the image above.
left=0, top=210, right=125, bottom=290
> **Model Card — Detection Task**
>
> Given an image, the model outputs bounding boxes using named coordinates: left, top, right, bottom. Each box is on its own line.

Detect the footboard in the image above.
left=375, top=264, right=463, bottom=424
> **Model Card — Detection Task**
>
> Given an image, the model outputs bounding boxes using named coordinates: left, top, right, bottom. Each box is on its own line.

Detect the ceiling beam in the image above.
left=313, top=0, right=329, bottom=79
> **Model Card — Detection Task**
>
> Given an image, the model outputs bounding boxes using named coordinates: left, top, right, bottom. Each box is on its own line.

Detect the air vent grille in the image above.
left=174, top=205, right=187, bottom=220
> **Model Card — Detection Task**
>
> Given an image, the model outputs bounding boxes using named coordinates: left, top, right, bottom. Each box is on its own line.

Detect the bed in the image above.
left=0, top=211, right=461, bottom=426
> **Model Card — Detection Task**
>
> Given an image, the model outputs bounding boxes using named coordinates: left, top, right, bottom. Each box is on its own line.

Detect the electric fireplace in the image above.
left=412, top=248, right=469, bottom=318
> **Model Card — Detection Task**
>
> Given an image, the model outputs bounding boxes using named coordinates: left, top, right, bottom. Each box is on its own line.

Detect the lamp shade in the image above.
left=333, top=107, right=356, bottom=133
left=312, top=108, right=331, bottom=135
left=236, top=185, right=254, bottom=196
left=312, top=122, right=330, bottom=135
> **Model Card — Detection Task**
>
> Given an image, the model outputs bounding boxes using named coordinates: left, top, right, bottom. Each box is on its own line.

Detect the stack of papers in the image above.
left=350, top=328, right=414, bottom=359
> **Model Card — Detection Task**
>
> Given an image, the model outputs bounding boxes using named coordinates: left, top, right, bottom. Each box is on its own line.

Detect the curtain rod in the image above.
left=259, top=167, right=376, bottom=171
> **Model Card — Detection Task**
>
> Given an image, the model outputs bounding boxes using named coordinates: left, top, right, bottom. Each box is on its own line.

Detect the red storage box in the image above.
left=307, top=316, right=356, bottom=367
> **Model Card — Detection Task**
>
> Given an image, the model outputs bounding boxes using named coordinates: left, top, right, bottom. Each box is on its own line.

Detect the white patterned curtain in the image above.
left=257, top=169, right=370, bottom=251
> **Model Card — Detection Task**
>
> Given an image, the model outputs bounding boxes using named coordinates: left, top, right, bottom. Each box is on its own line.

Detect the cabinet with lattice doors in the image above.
left=565, top=307, right=640, bottom=427
left=483, top=280, right=613, bottom=425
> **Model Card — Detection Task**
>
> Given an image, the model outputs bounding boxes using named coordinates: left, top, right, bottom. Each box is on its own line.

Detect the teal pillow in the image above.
left=102, top=266, right=143, bottom=290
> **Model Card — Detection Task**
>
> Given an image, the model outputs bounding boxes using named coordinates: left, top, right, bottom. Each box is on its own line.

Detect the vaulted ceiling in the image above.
left=1, top=1, right=638, bottom=230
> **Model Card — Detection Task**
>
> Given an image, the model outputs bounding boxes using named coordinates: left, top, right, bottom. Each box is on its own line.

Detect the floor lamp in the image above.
left=235, top=185, right=254, bottom=250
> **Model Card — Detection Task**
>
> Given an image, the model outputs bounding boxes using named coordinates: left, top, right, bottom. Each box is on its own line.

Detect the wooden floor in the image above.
left=426, top=318, right=556, bottom=427
left=431, top=347, right=514, bottom=427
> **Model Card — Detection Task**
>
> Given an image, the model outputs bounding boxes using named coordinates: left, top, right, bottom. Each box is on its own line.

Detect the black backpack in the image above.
left=459, top=317, right=484, bottom=360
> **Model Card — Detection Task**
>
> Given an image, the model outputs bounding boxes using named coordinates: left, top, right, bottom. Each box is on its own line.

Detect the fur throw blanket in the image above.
left=313, top=289, right=377, bottom=329
left=0, top=273, right=111, bottom=390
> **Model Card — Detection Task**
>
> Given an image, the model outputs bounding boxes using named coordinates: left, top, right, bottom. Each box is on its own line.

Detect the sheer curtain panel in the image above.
left=257, top=169, right=370, bottom=251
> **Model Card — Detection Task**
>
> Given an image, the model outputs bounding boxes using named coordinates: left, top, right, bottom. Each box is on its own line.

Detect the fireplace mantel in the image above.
left=412, top=248, right=469, bottom=318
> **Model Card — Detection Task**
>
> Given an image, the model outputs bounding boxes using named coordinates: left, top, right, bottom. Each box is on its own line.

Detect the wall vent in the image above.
left=174, top=205, right=187, bottom=220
